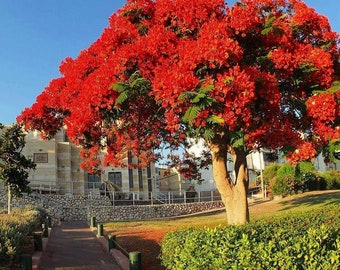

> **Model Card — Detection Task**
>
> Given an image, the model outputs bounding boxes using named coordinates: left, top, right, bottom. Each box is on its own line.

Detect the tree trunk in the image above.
left=209, top=141, right=249, bottom=225
left=7, top=185, right=12, bottom=214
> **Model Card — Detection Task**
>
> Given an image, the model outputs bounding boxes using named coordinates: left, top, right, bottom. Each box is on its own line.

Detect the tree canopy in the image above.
left=0, top=124, right=36, bottom=213
left=17, top=0, right=339, bottom=224
left=18, top=0, right=339, bottom=170
left=0, top=124, right=35, bottom=195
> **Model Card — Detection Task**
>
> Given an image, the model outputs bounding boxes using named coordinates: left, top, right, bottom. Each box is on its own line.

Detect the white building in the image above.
left=21, top=128, right=157, bottom=196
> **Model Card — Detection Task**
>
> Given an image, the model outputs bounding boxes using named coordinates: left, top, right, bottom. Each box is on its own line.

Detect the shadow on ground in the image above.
left=277, top=190, right=340, bottom=212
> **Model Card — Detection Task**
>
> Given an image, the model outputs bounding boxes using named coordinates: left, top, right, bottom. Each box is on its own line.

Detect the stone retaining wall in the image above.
left=88, top=201, right=225, bottom=222
left=0, top=193, right=224, bottom=223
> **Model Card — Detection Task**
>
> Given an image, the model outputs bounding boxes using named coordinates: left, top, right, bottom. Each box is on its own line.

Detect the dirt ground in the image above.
left=114, top=228, right=167, bottom=270
left=108, top=190, right=340, bottom=270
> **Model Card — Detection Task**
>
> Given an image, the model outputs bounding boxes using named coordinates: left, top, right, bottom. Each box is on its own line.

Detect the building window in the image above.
left=33, top=153, right=48, bottom=163
left=108, top=172, right=122, bottom=187
left=147, top=164, right=152, bottom=192
left=88, top=174, right=101, bottom=188
left=147, top=164, right=151, bottom=179
left=128, top=169, right=133, bottom=188
left=138, top=168, right=143, bottom=188
left=128, top=152, right=134, bottom=188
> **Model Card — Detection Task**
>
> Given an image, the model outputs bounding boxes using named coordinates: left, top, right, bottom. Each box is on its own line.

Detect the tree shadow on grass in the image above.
left=277, top=190, right=340, bottom=212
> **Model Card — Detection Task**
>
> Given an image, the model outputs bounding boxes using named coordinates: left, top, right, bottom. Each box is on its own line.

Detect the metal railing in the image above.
left=97, top=190, right=222, bottom=206
left=0, top=179, right=268, bottom=206
left=0, top=179, right=221, bottom=205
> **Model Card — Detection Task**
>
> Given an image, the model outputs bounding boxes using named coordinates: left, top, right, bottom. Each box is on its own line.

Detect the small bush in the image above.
left=269, top=177, right=290, bottom=196
left=304, top=172, right=326, bottom=190
left=296, top=161, right=315, bottom=174
left=161, top=204, right=340, bottom=269
left=276, top=163, right=295, bottom=178
left=295, top=161, right=324, bottom=191
left=0, top=206, right=46, bottom=267
left=262, top=163, right=280, bottom=185
left=278, top=164, right=302, bottom=193
left=269, top=164, right=302, bottom=195
left=266, top=162, right=338, bottom=195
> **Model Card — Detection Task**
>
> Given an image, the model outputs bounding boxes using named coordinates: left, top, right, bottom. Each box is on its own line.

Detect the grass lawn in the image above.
left=104, top=190, right=340, bottom=270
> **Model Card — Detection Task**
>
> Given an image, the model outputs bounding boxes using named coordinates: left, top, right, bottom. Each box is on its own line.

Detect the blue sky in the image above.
left=1, top=0, right=339, bottom=125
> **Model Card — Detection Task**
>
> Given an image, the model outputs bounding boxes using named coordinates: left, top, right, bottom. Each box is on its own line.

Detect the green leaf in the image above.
left=183, top=106, right=201, bottom=125
left=321, top=40, right=332, bottom=50
left=327, top=81, right=340, bottom=94
left=224, top=76, right=234, bottom=85
left=256, top=56, right=268, bottom=64
left=207, top=115, right=225, bottom=125
left=178, top=91, right=195, bottom=101
left=203, top=129, right=215, bottom=141
left=232, top=137, right=244, bottom=149
left=265, top=15, right=276, bottom=27
left=229, top=131, right=245, bottom=149
left=298, top=62, right=319, bottom=74
left=178, top=92, right=187, bottom=100
left=261, top=27, right=272, bottom=35
left=195, top=65, right=208, bottom=76
left=199, top=84, right=214, bottom=93
left=111, top=82, right=128, bottom=93
left=191, top=93, right=205, bottom=103
left=312, top=81, right=340, bottom=95
left=114, top=91, right=128, bottom=107
left=329, top=139, right=340, bottom=162
left=130, top=77, right=147, bottom=88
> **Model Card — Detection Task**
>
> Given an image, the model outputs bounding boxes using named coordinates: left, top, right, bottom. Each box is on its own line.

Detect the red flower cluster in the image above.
left=306, top=91, right=340, bottom=143
left=287, top=142, right=317, bottom=165
left=79, top=145, right=102, bottom=174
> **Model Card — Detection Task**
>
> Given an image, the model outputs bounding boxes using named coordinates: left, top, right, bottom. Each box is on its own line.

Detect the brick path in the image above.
left=38, top=221, right=123, bottom=270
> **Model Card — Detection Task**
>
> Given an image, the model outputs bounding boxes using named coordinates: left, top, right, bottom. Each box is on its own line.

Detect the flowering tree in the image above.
left=18, top=0, right=339, bottom=224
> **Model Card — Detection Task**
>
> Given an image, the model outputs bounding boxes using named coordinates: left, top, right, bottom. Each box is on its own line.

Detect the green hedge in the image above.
left=161, top=204, right=340, bottom=269
left=0, top=206, right=47, bottom=266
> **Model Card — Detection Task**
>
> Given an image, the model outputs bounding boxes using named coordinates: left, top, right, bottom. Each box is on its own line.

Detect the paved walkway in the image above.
left=38, top=221, right=123, bottom=270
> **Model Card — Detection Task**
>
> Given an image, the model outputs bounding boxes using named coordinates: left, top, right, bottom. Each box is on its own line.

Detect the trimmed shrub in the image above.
left=161, top=204, right=340, bottom=269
